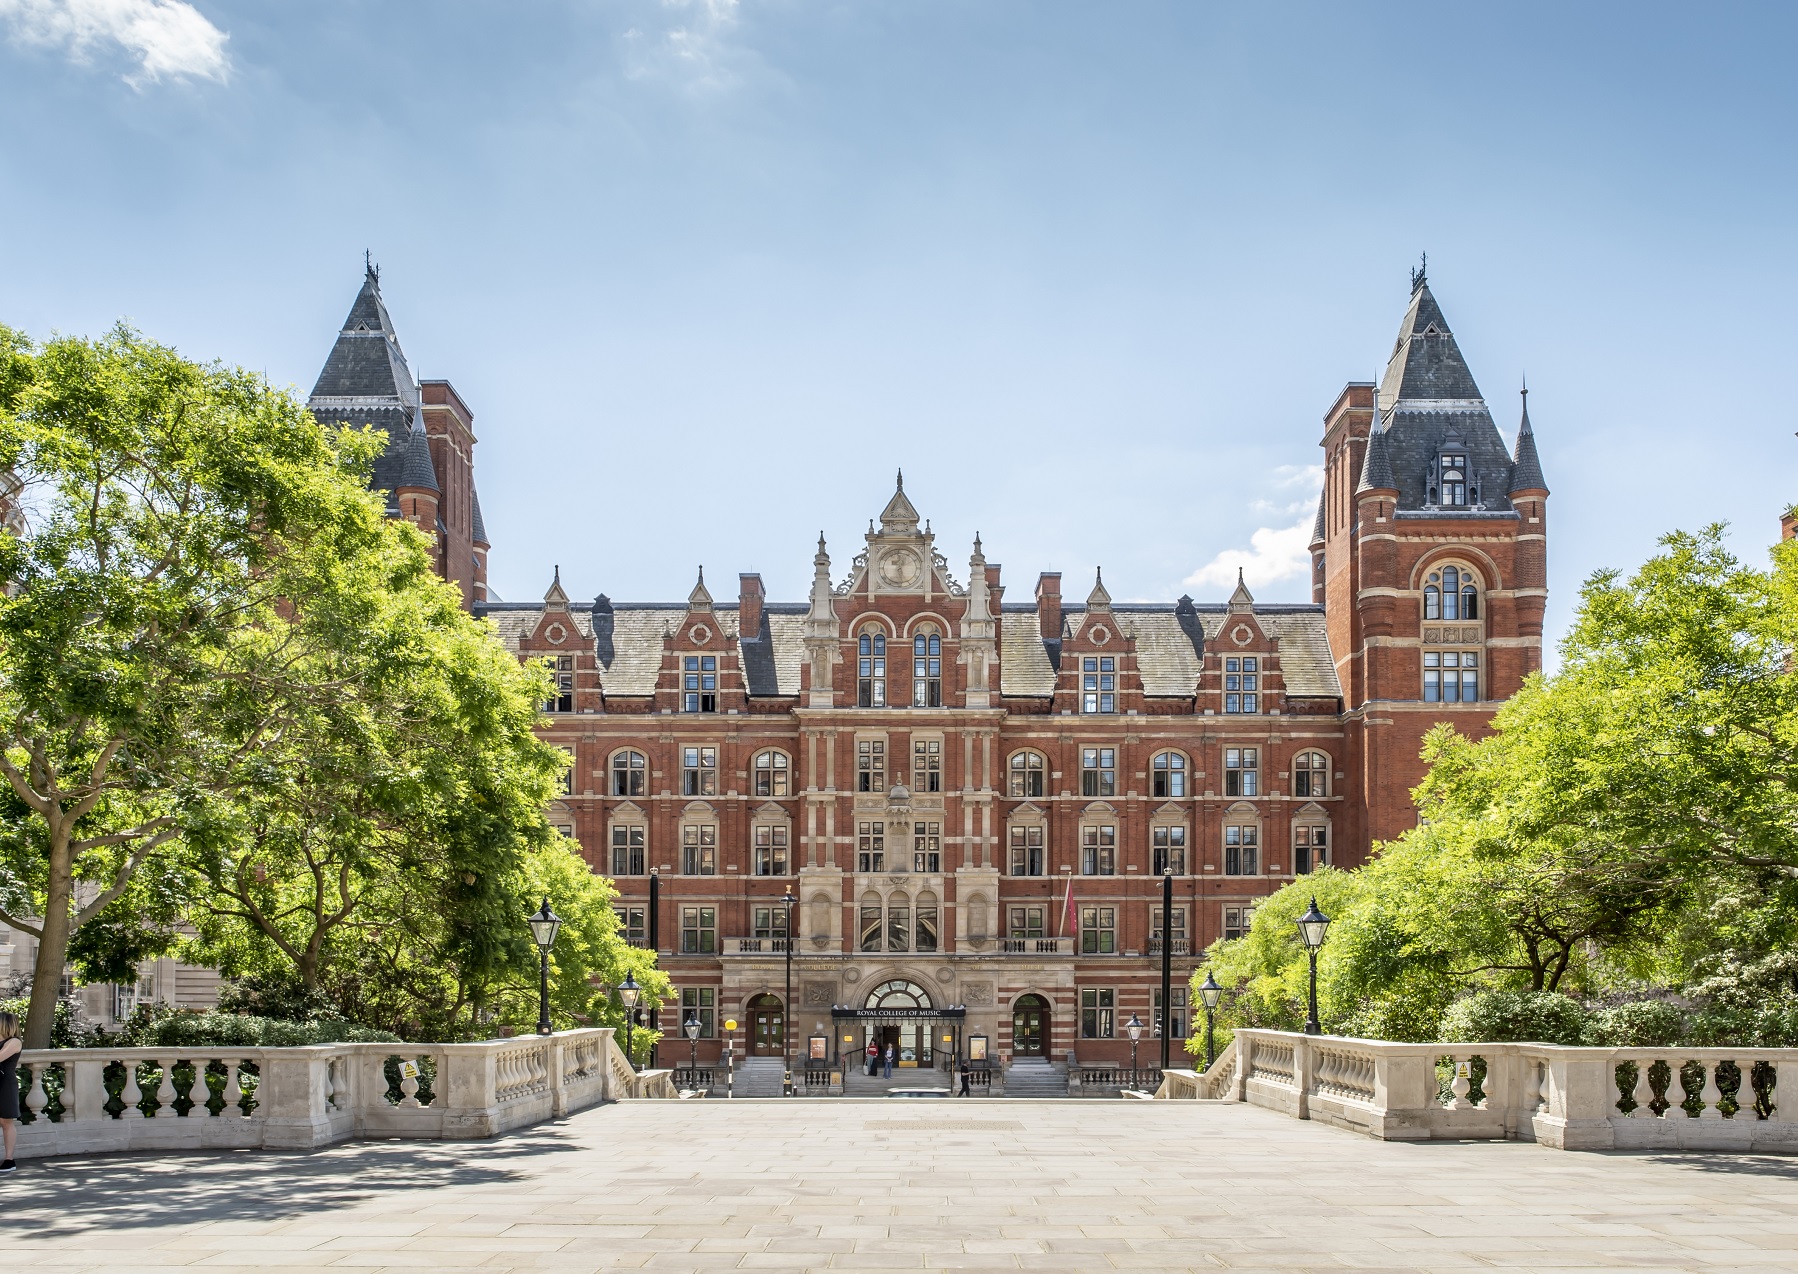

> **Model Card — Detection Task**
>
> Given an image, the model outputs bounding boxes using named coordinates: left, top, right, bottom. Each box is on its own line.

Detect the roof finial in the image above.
left=553, top=564, right=561, bottom=584
left=365, top=249, right=378, bottom=283
left=895, top=468, right=904, bottom=491
left=1410, top=252, right=1427, bottom=293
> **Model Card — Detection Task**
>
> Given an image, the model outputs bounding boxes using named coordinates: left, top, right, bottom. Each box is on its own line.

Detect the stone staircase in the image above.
left=729, top=1057, right=787, bottom=1098
left=1002, top=1059, right=1068, bottom=1098
left=842, top=1068, right=954, bottom=1097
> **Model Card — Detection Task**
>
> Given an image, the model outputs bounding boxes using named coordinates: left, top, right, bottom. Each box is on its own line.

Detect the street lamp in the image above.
left=1198, top=970, right=1222, bottom=1069
left=1295, top=897, right=1331, bottom=1036
left=527, top=897, right=561, bottom=1036
left=782, top=888, right=797, bottom=1095
left=618, top=970, right=641, bottom=1070
left=684, top=1014, right=701, bottom=1071
left=1125, top=1012, right=1144, bottom=1079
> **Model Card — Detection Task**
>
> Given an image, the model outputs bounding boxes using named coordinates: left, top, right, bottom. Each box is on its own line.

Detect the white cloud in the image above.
left=625, top=0, right=743, bottom=93
left=1183, top=517, right=1316, bottom=592
left=1183, top=465, right=1324, bottom=593
left=0, top=0, right=229, bottom=86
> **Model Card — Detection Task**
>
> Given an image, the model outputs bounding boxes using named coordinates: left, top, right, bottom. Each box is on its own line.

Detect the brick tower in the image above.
left=1313, top=266, right=1549, bottom=853
left=306, top=262, right=489, bottom=607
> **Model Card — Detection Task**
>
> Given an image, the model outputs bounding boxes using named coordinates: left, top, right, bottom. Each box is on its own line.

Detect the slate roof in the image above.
left=306, top=266, right=423, bottom=514
left=471, top=488, right=489, bottom=546
left=1509, top=393, right=1548, bottom=494
left=1309, top=490, right=1326, bottom=546
left=399, top=421, right=440, bottom=492
left=482, top=599, right=1342, bottom=702
left=1371, top=278, right=1527, bottom=516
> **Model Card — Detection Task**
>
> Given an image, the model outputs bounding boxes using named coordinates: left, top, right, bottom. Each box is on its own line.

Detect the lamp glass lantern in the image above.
left=528, top=898, right=561, bottom=950
left=1198, top=970, right=1223, bottom=1011
left=1296, top=898, right=1331, bottom=952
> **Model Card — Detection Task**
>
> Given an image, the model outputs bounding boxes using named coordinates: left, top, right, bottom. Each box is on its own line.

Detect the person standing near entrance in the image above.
left=959, top=1056, right=971, bottom=1097
left=0, top=1010, right=21, bottom=1173
left=866, top=1039, right=879, bottom=1076
left=883, top=1043, right=895, bottom=1078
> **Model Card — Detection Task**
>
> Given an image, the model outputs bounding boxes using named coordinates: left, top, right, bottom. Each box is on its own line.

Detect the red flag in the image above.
left=1058, top=872, right=1076, bottom=939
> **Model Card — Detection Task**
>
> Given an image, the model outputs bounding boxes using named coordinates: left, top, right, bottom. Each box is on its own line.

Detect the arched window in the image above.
left=1151, top=751, right=1186, bottom=799
left=1008, top=750, right=1045, bottom=799
left=611, top=749, right=646, bottom=797
left=1292, top=751, right=1329, bottom=798
left=1424, top=565, right=1479, bottom=622
left=857, top=627, right=886, bottom=707
left=752, top=749, right=789, bottom=798
left=912, top=625, right=942, bottom=707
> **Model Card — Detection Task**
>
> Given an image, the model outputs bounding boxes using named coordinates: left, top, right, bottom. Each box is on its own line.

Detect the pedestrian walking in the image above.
left=0, top=1010, right=22, bottom=1173
left=865, top=1039, right=879, bottom=1076
left=959, top=1057, right=971, bottom=1097
left=883, top=1043, right=895, bottom=1079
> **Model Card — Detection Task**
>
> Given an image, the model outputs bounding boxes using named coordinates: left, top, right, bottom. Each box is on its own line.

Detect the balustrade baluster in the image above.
left=222, top=1059, right=245, bottom=1116
left=1449, top=1054, right=1472, bottom=1110
left=1699, top=1059, right=1723, bottom=1120
left=1535, top=1060, right=1550, bottom=1114
left=1632, top=1056, right=1657, bottom=1118
left=154, top=1058, right=179, bottom=1117
left=1765, top=1061, right=1781, bottom=1123
left=121, top=1057, right=146, bottom=1119
left=399, top=1056, right=422, bottom=1107
left=25, top=1065, right=49, bottom=1122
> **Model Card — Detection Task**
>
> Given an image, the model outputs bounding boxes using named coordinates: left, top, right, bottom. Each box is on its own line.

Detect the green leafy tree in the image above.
left=0, top=323, right=397, bottom=1048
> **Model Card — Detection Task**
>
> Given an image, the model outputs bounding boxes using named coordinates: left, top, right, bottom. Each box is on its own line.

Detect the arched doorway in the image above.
left=747, top=993, right=784, bottom=1057
left=863, top=979, right=935, bottom=1069
left=1012, top=994, right=1050, bottom=1058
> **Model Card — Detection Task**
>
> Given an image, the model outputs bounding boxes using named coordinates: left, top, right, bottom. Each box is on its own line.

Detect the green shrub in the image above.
left=1589, top=1000, right=1686, bottom=1047
left=120, top=1007, right=397, bottom=1048
left=1439, top=989, right=1592, bottom=1045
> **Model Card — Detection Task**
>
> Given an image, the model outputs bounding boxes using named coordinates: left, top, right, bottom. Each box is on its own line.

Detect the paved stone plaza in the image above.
left=5, top=1101, right=1798, bottom=1274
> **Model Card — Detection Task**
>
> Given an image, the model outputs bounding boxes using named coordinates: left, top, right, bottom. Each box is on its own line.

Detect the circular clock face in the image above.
left=879, top=549, right=922, bottom=588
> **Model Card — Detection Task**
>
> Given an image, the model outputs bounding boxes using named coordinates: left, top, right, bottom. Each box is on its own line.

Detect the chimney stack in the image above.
left=1035, top=572, right=1062, bottom=640
left=738, top=572, right=765, bottom=637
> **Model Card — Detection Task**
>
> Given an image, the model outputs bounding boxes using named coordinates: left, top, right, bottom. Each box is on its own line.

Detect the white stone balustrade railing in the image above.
left=1155, top=1030, right=1798, bottom=1151
left=11, top=1027, right=672, bottom=1162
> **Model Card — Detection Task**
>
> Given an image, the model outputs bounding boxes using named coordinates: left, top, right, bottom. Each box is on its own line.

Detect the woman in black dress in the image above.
left=0, top=1009, right=21, bottom=1172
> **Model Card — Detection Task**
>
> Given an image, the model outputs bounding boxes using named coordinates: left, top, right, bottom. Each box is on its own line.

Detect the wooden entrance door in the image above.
left=1012, top=996, right=1048, bottom=1058
left=748, top=995, right=784, bottom=1057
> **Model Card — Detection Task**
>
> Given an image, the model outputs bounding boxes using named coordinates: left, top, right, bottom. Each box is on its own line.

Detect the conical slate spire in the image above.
left=471, top=487, right=489, bottom=547
left=309, top=261, right=418, bottom=408
left=1356, top=426, right=1397, bottom=493
left=397, top=415, right=439, bottom=492
left=1508, top=381, right=1548, bottom=495
left=1378, top=278, right=1483, bottom=406
left=1309, top=489, right=1326, bottom=546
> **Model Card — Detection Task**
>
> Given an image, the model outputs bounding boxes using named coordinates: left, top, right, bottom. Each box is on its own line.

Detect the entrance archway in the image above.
left=747, top=993, right=784, bottom=1057
left=863, top=979, right=935, bottom=1069
left=1012, top=994, right=1050, bottom=1058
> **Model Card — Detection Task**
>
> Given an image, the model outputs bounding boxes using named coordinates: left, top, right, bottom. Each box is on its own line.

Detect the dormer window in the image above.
left=682, top=654, right=717, bottom=712
left=1081, top=656, right=1116, bottom=713
left=1438, top=453, right=1469, bottom=507
left=542, top=656, right=573, bottom=713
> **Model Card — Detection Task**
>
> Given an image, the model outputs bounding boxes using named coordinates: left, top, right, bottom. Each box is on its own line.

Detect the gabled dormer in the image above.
left=655, top=567, right=747, bottom=714
left=1198, top=571, right=1286, bottom=716
left=520, top=568, right=598, bottom=715
left=1053, top=568, right=1144, bottom=716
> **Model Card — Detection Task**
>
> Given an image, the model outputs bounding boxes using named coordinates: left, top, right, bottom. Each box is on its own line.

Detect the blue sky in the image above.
left=2, top=2, right=1793, bottom=651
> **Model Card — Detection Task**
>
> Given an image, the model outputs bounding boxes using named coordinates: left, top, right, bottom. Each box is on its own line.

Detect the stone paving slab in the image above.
left=4, top=1101, right=1798, bottom=1273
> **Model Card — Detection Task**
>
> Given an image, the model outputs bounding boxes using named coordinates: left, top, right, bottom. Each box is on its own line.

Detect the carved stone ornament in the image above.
left=936, top=967, right=955, bottom=983
left=1231, top=624, right=1253, bottom=646
left=961, top=981, right=994, bottom=1006
left=803, top=981, right=836, bottom=1006
left=545, top=622, right=567, bottom=643
left=1089, top=624, right=1110, bottom=645
left=878, top=548, right=923, bottom=589
left=843, top=968, right=861, bottom=983
left=689, top=623, right=711, bottom=645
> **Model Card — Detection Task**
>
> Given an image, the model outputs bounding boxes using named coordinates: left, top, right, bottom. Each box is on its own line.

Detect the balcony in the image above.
left=725, top=937, right=791, bottom=955
left=1000, top=937, right=1074, bottom=955
left=1148, top=938, right=1191, bottom=956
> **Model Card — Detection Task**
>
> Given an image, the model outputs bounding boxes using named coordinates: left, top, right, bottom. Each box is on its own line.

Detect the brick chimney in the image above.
left=738, top=572, right=765, bottom=637
left=1035, top=572, right=1061, bottom=640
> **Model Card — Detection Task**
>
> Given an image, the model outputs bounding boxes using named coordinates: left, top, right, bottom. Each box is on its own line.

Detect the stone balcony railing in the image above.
left=1147, top=938, right=1190, bottom=956
left=999, top=937, right=1073, bottom=955
left=725, top=937, right=792, bottom=954
left=1155, top=1029, right=1798, bottom=1152
left=11, top=1027, right=677, bottom=1162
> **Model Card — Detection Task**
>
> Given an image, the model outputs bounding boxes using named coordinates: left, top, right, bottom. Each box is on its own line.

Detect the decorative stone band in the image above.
left=9, top=1027, right=677, bottom=1162
left=1155, top=1030, right=1798, bottom=1152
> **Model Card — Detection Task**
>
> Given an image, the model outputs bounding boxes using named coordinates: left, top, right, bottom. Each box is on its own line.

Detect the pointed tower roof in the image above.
left=1508, top=382, right=1549, bottom=495
left=471, top=487, right=489, bottom=547
left=1356, top=426, right=1397, bottom=493
left=1309, top=488, right=1326, bottom=546
left=879, top=470, right=921, bottom=533
left=687, top=566, right=714, bottom=611
left=397, top=416, right=439, bottom=492
left=1377, top=274, right=1483, bottom=406
left=1086, top=567, right=1112, bottom=611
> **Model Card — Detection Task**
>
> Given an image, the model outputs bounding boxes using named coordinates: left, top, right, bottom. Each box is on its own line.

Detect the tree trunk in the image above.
left=24, top=837, right=74, bottom=1050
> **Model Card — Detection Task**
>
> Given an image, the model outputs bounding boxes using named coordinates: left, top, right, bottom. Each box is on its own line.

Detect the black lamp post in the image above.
left=1198, top=970, right=1222, bottom=1068
left=618, top=970, right=641, bottom=1070
left=1295, top=897, right=1331, bottom=1036
left=684, top=1014, right=701, bottom=1071
left=782, top=888, right=797, bottom=1094
left=527, top=897, right=561, bottom=1036
left=1125, top=1012, right=1143, bottom=1079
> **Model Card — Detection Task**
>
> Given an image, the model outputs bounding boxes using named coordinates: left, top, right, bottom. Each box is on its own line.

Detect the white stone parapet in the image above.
left=1154, top=1029, right=1798, bottom=1151
left=10, top=1027, right=675, bottom=1161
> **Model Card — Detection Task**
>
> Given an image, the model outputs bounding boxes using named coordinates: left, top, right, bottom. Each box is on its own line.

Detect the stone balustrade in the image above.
left=1154, top=1029, right=1798, bottom=1151
left=10, top=1027, right=675, bottom=1161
